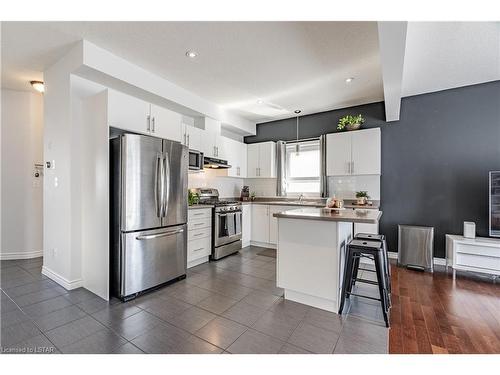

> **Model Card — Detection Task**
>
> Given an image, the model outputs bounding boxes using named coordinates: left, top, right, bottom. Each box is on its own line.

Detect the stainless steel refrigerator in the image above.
left=110, top=133, right=188, bottom=301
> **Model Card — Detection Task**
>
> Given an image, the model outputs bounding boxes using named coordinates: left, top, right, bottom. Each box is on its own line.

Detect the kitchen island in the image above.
left=273, top=207, right=382, bottom=313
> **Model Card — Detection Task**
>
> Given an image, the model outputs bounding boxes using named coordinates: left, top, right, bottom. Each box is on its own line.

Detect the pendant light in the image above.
left=294, top=110, right=301, bottom=156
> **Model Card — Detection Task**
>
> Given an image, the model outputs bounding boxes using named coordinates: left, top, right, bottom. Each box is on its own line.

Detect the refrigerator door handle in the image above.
left=155, top=153, right=163, bottom=218
left=163, top=152, right=170, bottom=217
left=136, top=228, right=185, bottom=240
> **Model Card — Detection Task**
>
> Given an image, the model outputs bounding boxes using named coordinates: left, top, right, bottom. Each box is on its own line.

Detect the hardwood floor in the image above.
left=389, top=263, right=500, bottom=354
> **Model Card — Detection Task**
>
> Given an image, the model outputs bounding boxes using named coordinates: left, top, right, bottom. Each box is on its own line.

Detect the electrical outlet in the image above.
left=52, top=248, right=58, bottom=258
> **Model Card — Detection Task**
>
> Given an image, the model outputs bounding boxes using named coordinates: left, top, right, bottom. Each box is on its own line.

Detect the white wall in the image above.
left=188, top=169, right=244, bottom=198
left=42, top=44, right=84, bottom=289
left=1, top=89, right=44, bottom=259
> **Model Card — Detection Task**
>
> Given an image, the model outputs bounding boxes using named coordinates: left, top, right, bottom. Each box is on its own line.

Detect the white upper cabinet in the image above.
left=247, top=144, right=260, bottom=178
left=196, top=117, right=224, bottom=159
left=223, top=137, right=247, bottom=178
left=150, top=104, right=183, bottom=143
left=326, top=128, right=381, bottom=176
left=184, top=125, right=203, bottom=151
left=108, top=90, right=151, bottom=134
left=107, top=89, right=183, bottom=143
left=326, top=132, right=351, bottom=176
left=246, top=141, right=276, bottom=178
left=351, top=128, right=381, bottom=175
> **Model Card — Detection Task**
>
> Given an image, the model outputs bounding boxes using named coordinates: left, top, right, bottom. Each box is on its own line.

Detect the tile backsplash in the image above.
left=189, top=171, right=380, bottom=201
left=244, top=178, right=277, bottom=197
left=327, top=175, right=380, bottom=200
left=188, top=169, right=244, bottom=198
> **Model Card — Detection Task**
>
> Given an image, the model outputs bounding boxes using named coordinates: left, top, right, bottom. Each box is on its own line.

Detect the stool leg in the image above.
left=374, top=251, right=389, bottom=327
left=383, top=239, right=391, bottom=294
left=349, top=255, right=360, bottom=295
left=339, top=248, right=354, bottom=314
left=382, top=240, right=391, bottom=307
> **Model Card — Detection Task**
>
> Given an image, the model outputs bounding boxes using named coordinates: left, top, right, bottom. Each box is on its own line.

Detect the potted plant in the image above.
left=337, top=114, right=365, bottom=131
left=188, top=190, right=200, bottom=206
left=355, top=191, right=369, bottom=205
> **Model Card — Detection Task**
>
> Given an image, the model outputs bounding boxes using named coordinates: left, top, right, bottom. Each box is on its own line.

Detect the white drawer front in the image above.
left=187, top=237, right=211, bottom=262
left=188, top=227, right=211, bottom=242
left=188, top=209, right=211, bottom=221
left=456, top=252, right=500, bottom=272
left=188, top=217, right=211, bottom=231
left=456, top=243, right=500, bottom=258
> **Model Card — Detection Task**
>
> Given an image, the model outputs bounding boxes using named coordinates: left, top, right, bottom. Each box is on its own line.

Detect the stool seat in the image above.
left=349, top=239, right=383, bottom=250
left=355, top=233, right=385, bottom=241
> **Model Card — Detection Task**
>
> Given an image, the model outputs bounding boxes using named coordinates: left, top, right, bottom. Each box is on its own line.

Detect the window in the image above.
left=285, top=140, right=320, bottom=194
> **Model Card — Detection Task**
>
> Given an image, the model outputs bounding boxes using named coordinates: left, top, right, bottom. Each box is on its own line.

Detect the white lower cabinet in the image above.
left=250, top=204, right=297, bottom=246
left=251, top=204, right=270, bottom=244
left=187, top=208, right=212, bottom=268
left=242, top=204, right=251, bottom=247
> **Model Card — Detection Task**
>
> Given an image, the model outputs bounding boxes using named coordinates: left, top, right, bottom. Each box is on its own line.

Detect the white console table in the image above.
left=446, top=234, right=500, bottom=280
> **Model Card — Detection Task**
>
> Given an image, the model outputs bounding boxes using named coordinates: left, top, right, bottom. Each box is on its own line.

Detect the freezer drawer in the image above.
left=119, top=224, right=187, bottom=298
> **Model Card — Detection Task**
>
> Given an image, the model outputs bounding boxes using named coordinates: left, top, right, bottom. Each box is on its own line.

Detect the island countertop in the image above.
left=273, top=207, right=382, bottom=224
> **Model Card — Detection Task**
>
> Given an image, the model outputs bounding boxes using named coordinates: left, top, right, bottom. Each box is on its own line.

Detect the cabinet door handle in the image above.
left=351, top=161, right=354, bottom=174
left=184, top=133, right=187, bottom=145
left=147, top=115, right=151, bottom=132
left=151, top=117, right=156, bottom=133
left=193, top=247, right=205, bottom=252
left=193, top=232, right=204, bottom=237
left=187, top=134, right=190, bottom=147
left=193, top=222, right=204, bottom=226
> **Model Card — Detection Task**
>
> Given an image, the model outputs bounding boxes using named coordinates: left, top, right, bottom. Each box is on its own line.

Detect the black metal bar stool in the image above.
left=354, top=233, right=391, bottom=305
left=339, top=238, right=389, bottom=327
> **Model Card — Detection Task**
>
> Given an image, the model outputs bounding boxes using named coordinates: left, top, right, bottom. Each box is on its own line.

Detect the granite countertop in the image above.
left=188, top=204, right=214, bottom=209
left=273, top=207, right=382, bottom=224
left=239, top=199, right=380, bottom=210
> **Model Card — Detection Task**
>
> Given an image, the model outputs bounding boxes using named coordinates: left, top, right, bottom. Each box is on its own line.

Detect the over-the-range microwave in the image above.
left=189, top=149, right=204, bottom=171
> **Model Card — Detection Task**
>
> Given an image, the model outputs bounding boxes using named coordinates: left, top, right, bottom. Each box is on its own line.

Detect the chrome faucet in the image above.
left=298, top=194, right=304, bottom=202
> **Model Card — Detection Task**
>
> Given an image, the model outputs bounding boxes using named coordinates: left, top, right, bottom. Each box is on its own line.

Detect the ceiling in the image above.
left=1, top=21, right=499, bottom=123
left=402, top=22, right=500, bottom=97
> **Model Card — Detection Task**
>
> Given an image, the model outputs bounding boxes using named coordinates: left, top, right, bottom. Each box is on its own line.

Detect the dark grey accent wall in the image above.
left=244, top=81, right=500, bottom=258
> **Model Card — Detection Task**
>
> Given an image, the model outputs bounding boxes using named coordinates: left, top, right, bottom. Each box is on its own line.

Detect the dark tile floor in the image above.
left=0, top=246, right=388, bottom=354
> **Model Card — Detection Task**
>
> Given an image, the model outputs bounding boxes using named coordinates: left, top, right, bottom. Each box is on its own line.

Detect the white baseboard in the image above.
left=41, top=266, right=83, bottom=290
left=387, top=251, right=447, bottom=266
left=187, top=256, right=209, bottom=269
left=0, top=250, right=43, bottom=260
left=250, top=241, right=276, bottom=249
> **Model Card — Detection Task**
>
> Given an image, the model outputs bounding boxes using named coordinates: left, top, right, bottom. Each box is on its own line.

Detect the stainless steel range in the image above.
left=190, top=188, right=242, bottom=260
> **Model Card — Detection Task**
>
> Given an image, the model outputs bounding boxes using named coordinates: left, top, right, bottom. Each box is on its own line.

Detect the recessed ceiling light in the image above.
left=30, top=80, right=44, bottom=93
left=257, top=99, right=264, bottom=104
left=345, top=77, right=354, bottom=84
left=185, top=50, right=198, bottom=59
